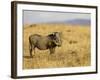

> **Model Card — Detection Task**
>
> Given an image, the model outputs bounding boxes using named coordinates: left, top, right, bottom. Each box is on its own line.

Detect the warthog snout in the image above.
left=57, top=42, right=62, bottom=47
left=54, top=40, right=62, bottom=47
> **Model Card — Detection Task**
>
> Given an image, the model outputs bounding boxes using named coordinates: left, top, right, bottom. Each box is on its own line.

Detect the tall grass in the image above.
left=23, top=23, right=90, bottom=69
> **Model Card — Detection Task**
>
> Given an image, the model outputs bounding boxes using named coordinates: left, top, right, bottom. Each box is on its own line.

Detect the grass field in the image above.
left=23, top=23, right=91, bottom=69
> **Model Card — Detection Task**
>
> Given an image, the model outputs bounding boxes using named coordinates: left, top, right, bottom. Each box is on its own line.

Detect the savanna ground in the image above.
left=23, top=23, right=91, bottom=69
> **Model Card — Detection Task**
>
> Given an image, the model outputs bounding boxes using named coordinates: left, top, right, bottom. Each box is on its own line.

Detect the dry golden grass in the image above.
left=23, top=23, right=91, bottom=69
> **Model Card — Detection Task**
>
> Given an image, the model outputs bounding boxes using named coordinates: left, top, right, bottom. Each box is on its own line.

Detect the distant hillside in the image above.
left=43, top=19, right=91, bottom=25
left=24, top=19, right=91, bottom=26
left=66, top=19, right=91, bottom=25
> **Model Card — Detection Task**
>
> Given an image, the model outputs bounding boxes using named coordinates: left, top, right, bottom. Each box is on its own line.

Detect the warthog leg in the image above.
left=29, top=44, right=33, bottom=58
left=49, top=47, right=55, bottom=54
left=29, top=47, right=35, bottom=58
left=29, top=43, right=36, bottom=58
left=33, top=46, right=35, bottom=55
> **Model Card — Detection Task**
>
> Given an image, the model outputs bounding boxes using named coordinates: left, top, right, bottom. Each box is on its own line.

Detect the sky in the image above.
left=23, top=10, right=91, bottom=25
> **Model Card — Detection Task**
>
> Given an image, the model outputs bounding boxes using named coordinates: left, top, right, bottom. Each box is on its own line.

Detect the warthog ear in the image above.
left=52, top=32, right=55, bottom=36
left=52, top=32, right=58, bottom=36
left=53, top=32, right=62, bottom=37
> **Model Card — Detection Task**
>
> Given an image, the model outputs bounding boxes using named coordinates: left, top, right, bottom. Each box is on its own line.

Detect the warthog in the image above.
left=29, top=32, right=62, bottom=58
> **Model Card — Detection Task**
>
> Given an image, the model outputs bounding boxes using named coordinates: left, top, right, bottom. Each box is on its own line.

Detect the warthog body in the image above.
left=29, top=32, right=62, bottom=58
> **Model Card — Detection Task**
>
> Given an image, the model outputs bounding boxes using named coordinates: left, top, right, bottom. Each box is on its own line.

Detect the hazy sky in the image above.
left=23, top=10, right=90, bottom=25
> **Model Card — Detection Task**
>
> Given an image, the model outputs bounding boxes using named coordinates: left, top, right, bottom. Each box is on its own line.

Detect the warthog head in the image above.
left=52, top=32, right=62, bottom=47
